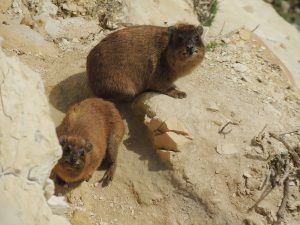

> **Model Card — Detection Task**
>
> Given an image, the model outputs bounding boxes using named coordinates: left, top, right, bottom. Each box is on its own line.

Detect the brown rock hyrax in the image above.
left=53, top=98, right=125, bottom=186
left=86, top=24, right=205, bottom=101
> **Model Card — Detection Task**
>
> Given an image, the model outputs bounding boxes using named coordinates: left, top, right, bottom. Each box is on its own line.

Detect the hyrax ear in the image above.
left=58, top=135, right=67, bottom=145
left=168, top=26, right=177, bottom=38
left=196, top=25, right=204, bottom=35
left=85, top=143, right=93, bottom=152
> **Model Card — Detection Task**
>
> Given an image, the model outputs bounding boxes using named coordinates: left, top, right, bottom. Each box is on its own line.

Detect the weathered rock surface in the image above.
left=0, top=45, right=70, bottom=225
left=126, top=0, right=199, bottom=26
left=0, top=0, right=12, bottom=12
left=133, top=29, right=300, bottom=224
left=209, top=0, right=300, bottom=89
left=0, top=23, right=58, bottom=56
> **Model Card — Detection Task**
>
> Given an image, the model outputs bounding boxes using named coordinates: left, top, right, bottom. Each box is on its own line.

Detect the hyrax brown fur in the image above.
left=53, top=98, right=125, bottom=186
left=86, top=24, right=205, bottom=101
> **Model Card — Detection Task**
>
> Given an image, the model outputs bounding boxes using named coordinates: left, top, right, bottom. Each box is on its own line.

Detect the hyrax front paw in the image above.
left=165, top=88, right=187, bottom=99
left=100, top=165, right=116, bottom=187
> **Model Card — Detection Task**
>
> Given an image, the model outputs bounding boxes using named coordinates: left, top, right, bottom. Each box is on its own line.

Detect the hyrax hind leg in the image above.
left=101, top=128, right=124, bottom=186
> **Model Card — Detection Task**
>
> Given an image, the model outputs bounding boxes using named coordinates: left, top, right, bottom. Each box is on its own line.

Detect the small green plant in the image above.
left=204, top=0, right=218, bottom=26
left=205, top=41, right=226, bottom=51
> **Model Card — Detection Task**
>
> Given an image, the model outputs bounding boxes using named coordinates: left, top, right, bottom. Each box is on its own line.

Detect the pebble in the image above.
left=243, top=171, right=252, bottom=178
left=216, top=143, right=239, bottom=155
left=239, top=29, right=251, bottom=41
left=47, top=196, right=70, bottom=215
left=206, top=102, right=220, bottom=112
left=233, top=63, right=249, bottom=73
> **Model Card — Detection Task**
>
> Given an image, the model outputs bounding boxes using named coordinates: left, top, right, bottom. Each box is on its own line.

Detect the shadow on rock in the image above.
left=116, top=94, right=167, bottom=172
left=49, top=72, right=94, bottom=113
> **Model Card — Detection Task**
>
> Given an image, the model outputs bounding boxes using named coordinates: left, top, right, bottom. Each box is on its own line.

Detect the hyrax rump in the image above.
left=53, top=98, right=125, bottom=186
left=86, top=24, right=205, bottom=101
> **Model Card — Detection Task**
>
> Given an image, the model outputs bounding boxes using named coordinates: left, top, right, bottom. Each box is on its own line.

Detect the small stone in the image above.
left=154, top=132, right=191, bottom=152
left=244, top=216, right=264, bottom=225
left=215, top=167, right=221, bottom=174
left=245, top=177, right=261, bottom=190
left=211, top=120, right=223, bottom=126
left=280, top=43, right=286, bottom=49
left=145, top=116, right=163, bottom=132
left=47, top=196, right=70, bottom=215
left=239, top=29, right=251, bottom=41
left=159, top=117, right=189, bottom=135
left=44, top=178, right=55, bottom=200
left=243, top=171, right=252, bottom=178
left=233, top=63, right=249, bottom=73
left=72, top=38, right=79, bottom=43
left=206, top=102, right=220, bottom=112
left=221, top=37, right=231, bottom=44
left=20, top=15, right=34, bottom=29
left=255, top=201, right=276, bottom=224
left=216, top=143, right=239, bottom=155
left=156, top=149, right=173, bottom=166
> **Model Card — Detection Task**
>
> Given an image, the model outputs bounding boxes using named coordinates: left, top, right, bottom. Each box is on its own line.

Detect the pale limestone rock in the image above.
left=47, top=196, right=70, bottom=215
left=0, top=23, right=58, bottom=56
left=154, top=132, right=191, bottom=152
left=0, top=46, right=70, bottom=224
left=44, top=178, right=55, bottom=200
left=209, top=0, right=300, bottom=89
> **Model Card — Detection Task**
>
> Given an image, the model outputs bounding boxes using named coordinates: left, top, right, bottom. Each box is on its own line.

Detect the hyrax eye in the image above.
left=80, top=151, right=85, bottom=159
left=64, top=146, right=72, bottom=154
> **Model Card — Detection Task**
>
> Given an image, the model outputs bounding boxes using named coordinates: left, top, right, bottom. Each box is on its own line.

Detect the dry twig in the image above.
left=275, top=177, right=289, bottom=225
left=279, top=128, right=300, bottom=137
left=251, top=125, right=267, bottom=151
left=269, top=132, right=300, bottom=167
left=251, top=24, right=260, bottom=32
left=218, top=121, right=239, bottom=136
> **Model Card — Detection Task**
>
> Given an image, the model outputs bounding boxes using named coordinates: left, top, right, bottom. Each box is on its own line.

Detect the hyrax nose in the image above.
left=70, top=155, right=77, bottom=165
left=186, top=45, right=195, bottom=55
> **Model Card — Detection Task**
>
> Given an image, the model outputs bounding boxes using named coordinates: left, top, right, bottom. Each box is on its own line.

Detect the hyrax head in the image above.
left=168, top=24, right=204, bottom=59
left=58, top=135, right=93, bottom=170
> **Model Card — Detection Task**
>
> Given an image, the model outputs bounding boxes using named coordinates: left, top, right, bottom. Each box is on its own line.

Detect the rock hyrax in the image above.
left=53, top=98, right=125, bottom=186
left=86, top=24, right=205, bottom=101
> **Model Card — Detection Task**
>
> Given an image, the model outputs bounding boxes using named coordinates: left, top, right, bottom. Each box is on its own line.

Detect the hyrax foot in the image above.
left=55, top=176, right=66, bottom=186
left=101, top=164, right=116, bottom=187
left=164, top=87, right=187, bottom=99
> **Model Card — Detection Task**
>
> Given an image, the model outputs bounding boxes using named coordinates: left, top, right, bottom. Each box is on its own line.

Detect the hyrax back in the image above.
left=53, top=98, right=125, bottom=186
left=87, top=24, right=205, bottom=101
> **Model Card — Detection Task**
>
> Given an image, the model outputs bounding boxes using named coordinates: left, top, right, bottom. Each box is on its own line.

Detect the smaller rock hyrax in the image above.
left=53, top=98, right=125, bottom=186
left=86, top=24, right=205, bottom=101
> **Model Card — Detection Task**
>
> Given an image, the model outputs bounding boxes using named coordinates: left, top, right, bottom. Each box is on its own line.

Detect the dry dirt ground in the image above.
left=1, top=10, right=300, bottom=225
